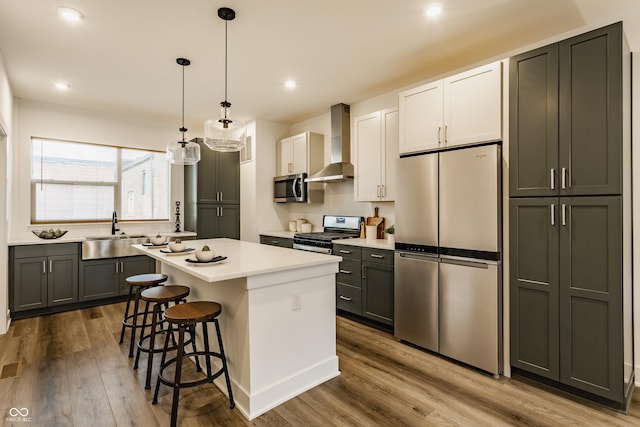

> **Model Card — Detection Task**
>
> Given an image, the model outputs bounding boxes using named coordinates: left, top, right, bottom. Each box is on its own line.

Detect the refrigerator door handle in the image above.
left=440, top=256, right=489, bottom=269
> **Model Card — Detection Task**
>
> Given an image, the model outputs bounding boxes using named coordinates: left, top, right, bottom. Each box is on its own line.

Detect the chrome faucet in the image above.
left=111, top=210, right=120, bottom=235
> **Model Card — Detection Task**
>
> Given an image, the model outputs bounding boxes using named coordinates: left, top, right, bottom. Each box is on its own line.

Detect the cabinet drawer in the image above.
left=13, top=243, right=78, bottom=258
left=259, top=235, right=293, bottom=248
left=337, top=283, right=362, bottom=315
left=362, top=248, right=393, bottom=265
left=337, top=258, right=361, bottom=287
left=333, top=244, right=361, bottom=260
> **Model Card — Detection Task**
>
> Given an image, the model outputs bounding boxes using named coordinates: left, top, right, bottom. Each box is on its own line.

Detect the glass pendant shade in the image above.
left=167, top=140, right=200, bottom=165
left=204, top=103, right=246, bottom=152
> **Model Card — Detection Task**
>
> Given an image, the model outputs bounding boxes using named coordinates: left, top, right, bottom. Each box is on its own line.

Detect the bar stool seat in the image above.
left=119, top=273, right=168, bottom=358
left=153, top=301, right=235, bottom=427
left=134, top=285, right=192, bottom=389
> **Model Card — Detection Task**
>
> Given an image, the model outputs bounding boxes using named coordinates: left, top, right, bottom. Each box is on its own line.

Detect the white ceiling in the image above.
left=0, top=0, right=638, bottom=129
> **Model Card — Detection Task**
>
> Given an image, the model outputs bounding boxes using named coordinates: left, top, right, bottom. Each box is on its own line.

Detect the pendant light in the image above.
left=167, top=57, right=201, bottom=165
left=204, top=7, right=246, bottom=152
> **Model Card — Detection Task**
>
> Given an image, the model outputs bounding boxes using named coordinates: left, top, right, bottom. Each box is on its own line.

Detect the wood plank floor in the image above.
left=1, top=301, right=640, bottom=426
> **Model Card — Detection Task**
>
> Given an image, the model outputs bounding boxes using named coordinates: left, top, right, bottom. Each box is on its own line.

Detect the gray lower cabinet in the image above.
left=362, top=248, right=394, bottom=326
left=510, top=196, right=630, bottom=404
left=11, top=243, right=79, bottom=312
left=335, top=245, right=362, bottom=315
left=259, top=235, right=293, bottom=248
left=79, top=255, right=155, bottom=301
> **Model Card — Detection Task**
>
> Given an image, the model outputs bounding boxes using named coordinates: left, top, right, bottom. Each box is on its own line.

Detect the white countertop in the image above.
left=9, top=231, right=197, bottom=246
left=135, top=238, right=341, bottom=283
left=260, top=231, right=395, bottom=250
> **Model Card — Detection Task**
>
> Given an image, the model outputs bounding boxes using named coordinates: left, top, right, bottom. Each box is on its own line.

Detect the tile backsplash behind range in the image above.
left=287, top=181, right=394, bottom=232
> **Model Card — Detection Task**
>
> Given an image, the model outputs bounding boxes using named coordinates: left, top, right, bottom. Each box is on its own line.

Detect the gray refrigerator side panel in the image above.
left=394, top=252, right=439, bottom=352
left=439, top=144, right=500, bottom=252
left=439, top=259, right=501, bottom=375
left=395, top=153, right=438, bottom=247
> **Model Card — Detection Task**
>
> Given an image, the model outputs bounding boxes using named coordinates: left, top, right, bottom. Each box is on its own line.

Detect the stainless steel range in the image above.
left=293, top=215, right=363, bottom=254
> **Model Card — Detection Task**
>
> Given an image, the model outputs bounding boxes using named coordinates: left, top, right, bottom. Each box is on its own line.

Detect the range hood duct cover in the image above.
left=305, top=103, right=354, bottom=183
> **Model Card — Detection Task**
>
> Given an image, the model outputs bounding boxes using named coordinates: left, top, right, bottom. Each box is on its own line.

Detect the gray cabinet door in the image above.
left=509, top=44, right=559, bottom=197
left=559, top=24, right=622, bottom=196
left=196, top=148, right=240, bottom=204
left=509, top=198, right=559, bottom=380
left=79, top=259, right=120, bottom=301
left=13, top=256, right=48, bottom=312
left=48, top=254, right=78, bottom=306
left=362, top=262, right=394, bottom=326
left=559, top=196, right=623, bottom=401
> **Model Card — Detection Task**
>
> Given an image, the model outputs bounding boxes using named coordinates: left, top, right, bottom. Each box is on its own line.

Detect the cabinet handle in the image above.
left=550, top=203, right=556, bottom=226
left=42, top=260, right=46, bottom=274
left=444, top=125, right=448, bottom=143
left=381, top=185, right=385, bottom=198
left=362, top=265, right=366, bottom=279
left=49, top=260, right=53, bottom=273
left=376, top=185, right=380, bottom=197
left=339, top=269, right=352, bottom=274
left=219, top=191, right=223, bottom=201
left=339, top=295, right=352, bottom=302
left=561, top=204, right=567, bottom=226
left=339, top=250, right=352, bottom=254
left=370, top=254, right=384, bottom=259
left=288, top=162, right=293, bottom=173
left=272, top=240, right=279, bottom=244
left=550, top=168, right=556, bottom=190
left=121, top=262, right=124, bottom=273
left=115, top=262, right=119, bottom=274
left=561, top=167, right=567, bottom=189
left=437, top=126, right=442, bottom=144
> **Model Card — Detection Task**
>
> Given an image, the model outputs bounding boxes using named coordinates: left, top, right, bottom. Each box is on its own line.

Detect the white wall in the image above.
left=0, top=50, right=13, bottom=334
left=11, top=99, right=185, bottom=242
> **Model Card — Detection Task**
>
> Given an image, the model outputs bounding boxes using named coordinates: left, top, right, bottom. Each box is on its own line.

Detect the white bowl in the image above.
left=150, top=235, right=165, bottom=245
left=168, top=241, right=186, bottom=252
left=195, top=249, right=216, bottom=262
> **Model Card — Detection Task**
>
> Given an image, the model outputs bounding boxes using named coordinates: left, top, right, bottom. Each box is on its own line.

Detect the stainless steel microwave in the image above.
left=274, top=173, right=324, bottom=203
left=274, top=173, right=307, bottom=202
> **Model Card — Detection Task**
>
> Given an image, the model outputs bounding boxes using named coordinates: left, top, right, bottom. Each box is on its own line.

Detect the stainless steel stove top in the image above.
left=293, top=215, right=363, bottom=253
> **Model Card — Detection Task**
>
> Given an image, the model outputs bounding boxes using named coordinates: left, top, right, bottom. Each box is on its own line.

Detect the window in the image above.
left=31, top=138, right=170, bottom=223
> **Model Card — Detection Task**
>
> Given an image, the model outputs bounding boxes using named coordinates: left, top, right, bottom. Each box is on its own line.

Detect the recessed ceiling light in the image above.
left=54, top=81, right=71, bottom=91
left=57, top=6, right=84, bottom=22
left=284, top=79, right=297, bottom=90
left=425, top=3, right=442, bottom=18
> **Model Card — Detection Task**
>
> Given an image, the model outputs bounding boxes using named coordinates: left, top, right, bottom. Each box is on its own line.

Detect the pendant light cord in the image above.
left=224, top=19, right=228, bottom=116
left=181, top=62, right=186, bottom=141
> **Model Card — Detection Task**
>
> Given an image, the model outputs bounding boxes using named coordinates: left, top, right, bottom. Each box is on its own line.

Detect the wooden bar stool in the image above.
left=152, top=301, right=235, bottom=427
left=134, top=285, right=192, bottom=389
left=119, top=273, right=168, bottom=358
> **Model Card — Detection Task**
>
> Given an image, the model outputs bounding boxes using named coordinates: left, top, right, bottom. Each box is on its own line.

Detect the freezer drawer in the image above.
left=439, top=256, right=501, bottom=375
left=394, top=252, right=438, bottom=352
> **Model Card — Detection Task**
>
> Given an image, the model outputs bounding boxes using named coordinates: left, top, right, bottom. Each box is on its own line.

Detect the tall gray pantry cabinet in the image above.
left=184, top=138, right=240, bottom=239
left=509, top=22, right=633, bottom=409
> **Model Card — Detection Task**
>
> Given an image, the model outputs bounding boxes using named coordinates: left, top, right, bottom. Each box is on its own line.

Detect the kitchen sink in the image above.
left=82, top=234, right=150, bottom=259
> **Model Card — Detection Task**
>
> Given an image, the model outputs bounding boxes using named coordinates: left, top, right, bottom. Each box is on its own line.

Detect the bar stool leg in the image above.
left=170, top=324, right=186, bottom=427
left=119, top=285, right=135, bottom=344
left=153, top=323, right=172, bottom=404
left=129, top=287, right=143, bottom=358
left=133, top=300, right=151, bottom=369
left=214, top=318, right=235, bottom=409
left=144, top=303, right=161, bottom=389
left=190, top=324, right=202, bottom=372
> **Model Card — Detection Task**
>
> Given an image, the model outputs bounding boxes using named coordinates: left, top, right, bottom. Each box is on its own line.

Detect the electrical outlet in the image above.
left=292, top=293, right=302, bottom=311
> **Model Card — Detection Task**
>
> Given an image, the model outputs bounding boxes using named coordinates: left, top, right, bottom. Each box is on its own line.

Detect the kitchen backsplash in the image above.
left=286, top=181, right=395, bottom=232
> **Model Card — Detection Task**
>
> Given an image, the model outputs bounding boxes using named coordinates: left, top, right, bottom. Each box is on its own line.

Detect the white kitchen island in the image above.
left=134, top=238, right=341, bottom=420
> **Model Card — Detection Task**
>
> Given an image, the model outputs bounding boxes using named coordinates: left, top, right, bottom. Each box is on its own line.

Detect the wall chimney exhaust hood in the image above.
left=305, top=103, right=354, bottom=183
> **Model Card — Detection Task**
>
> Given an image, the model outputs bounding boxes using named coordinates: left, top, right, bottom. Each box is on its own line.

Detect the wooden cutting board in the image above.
left=365, top=207, right=385, bottom=239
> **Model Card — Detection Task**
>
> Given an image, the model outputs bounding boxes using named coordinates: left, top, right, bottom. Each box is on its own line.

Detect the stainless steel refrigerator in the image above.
left=394, top=143, right=502, bottom=376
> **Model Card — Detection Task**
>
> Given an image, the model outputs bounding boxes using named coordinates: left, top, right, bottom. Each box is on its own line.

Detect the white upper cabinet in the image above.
left=276, top=132, right=324, bottom=176
left=399, top=61, right=502, bottom=155
left=354, top=107, right=398, bottom=201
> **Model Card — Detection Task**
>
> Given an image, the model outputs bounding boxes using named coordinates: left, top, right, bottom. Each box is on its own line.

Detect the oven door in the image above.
left=274, top=173, right=307, bottom=203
